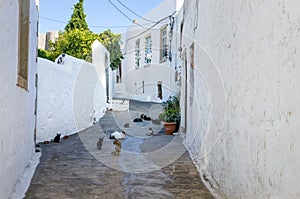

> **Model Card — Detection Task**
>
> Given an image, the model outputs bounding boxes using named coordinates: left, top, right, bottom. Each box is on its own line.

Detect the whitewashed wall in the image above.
left=0, top=0, right=38, bottom=198
left=91, top=40, right=113, bottom=108
left=37, top=41, right=109, bottom=142
left=180, top=0, right=300, bottom=198
left=121, top=0, right=183, bottom=102
left=123, top=64, right=176, bottom=102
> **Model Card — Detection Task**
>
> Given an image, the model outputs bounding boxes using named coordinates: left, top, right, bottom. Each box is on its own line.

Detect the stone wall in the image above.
left=179, top=0, right=300, bottom=198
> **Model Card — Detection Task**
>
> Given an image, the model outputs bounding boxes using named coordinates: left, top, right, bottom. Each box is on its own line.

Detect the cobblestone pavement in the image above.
left=25, top=101, right=214, bottom=199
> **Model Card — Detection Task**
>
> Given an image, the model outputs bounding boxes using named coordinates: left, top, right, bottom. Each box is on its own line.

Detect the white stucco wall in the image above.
left=38, top=33, right=46, bottom=49
left=0, top=0, right=38, bottom=198
left=121, top=0, right=183, bottom=102
left=37, top=41, right=109, bottom=142
left=180, top=0, right=300, bottom=198
left=123, top=64, right=176, bottom=102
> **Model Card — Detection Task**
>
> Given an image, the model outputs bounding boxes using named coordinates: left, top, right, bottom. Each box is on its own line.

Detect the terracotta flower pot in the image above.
left=163, top=122, right=176, bottom=135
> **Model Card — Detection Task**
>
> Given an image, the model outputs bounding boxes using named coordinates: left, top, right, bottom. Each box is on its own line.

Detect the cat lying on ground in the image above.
left=133, top=114, right=151, bottom=122
left=151, top=119, right=161, bottom=125
left=133, top=118, right=143, bottom=122
left=141, top=114, right=151, bottom=121
left=109, top=131, right=126, bottom=140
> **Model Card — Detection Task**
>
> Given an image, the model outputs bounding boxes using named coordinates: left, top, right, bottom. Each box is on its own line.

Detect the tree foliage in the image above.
left=99, top=29, right=123, bottom=70
left=65, top=0, right=89, bottom=32
left=38, top=0, right=123, bottom=70
left=50, top=29, right=99, bottom=61
left=38, top=49, right=50, bottom=59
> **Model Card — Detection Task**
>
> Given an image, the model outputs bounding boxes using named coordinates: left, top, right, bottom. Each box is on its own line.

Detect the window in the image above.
left=135, top=39, right=140, bottom=69
left=17, top=0, right=30, bottom=90
left=145, top=36, right=152, bottom=64
left=160, top=27, right=168, bottom=62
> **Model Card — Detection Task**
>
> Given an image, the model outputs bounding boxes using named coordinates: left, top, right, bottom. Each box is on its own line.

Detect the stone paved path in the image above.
left=25, top=101, right=214, bottom=199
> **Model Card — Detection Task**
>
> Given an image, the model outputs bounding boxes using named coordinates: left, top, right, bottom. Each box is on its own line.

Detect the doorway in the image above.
left=105, top=55, right=109, bottom=103
left=157, top=81, right=162, bottom=100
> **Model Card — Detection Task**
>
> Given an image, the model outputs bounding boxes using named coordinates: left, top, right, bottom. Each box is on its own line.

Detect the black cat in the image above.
left=133, top=118, right=143, bottom=122
left=141, top=114, right=151, bottom=121
left=53, top=133, right=61, bottom=143
left=143, top=115, right=152, bottom=121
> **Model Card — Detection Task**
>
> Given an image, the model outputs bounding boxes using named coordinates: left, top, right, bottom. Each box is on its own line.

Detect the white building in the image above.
left=178, top=0, right=300, bottom=198
left=0, top=0, right=39, bottom=198
left=118, top=0, right=184, bottom=102
left=38, top=30, right=59, bottom=50
left=37, top=40, right=114, bottom=142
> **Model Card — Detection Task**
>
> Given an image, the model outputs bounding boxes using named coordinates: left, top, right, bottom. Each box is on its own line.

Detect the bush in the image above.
left=161, top=95, right=181, bottom=123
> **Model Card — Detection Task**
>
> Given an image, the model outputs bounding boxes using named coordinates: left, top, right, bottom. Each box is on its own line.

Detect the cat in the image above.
left=147, top=128, right=154, bottom=136
left=151, top=119, right=161, bottom=125
left=112, top=139, right=122, bottom=156
left=146, top=128, right=160, bottom=136
left=143, top=115, right=152, bottom=121
left=141, top=114, right=151, bottom=121
left=133, top=118, right=143, bottom=122
left=109, top=131, right=126, bottom=140
left=93, top=117, right=97, bottom=125
left=53, top=133, right=61, bottom=143
left=97, top=137, right=104, bottom=150
left=56, top=53, right=65, bottom=64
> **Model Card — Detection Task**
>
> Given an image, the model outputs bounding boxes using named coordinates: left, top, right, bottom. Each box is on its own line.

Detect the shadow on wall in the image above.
left=37, top=41, right=110, bottom=142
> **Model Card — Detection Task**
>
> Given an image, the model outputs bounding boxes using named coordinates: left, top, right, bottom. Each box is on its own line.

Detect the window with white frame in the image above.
left=135, top=39, right=140, bottom=68
left=145, top=36, right=152, bottom=64
left=160, top=27, right=168, bottom=62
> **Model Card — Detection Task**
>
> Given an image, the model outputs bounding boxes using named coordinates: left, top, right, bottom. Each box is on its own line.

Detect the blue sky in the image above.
left=39, top=0, right=164, bottom=34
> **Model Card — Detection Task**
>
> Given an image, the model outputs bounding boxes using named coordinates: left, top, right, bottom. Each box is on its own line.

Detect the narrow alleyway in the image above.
left=25, top=101, right=213, bottom=199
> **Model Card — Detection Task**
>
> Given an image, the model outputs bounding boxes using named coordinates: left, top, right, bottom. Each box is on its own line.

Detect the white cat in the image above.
left=109, top=131, right=126, bottom=140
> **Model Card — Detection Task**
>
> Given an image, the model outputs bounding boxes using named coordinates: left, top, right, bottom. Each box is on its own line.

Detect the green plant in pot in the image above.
left=159, top=95, right=181, bottom=135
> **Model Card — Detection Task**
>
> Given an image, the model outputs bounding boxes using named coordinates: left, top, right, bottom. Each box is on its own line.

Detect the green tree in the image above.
left=65, top=0, right=89, bottom=32
left=38, top=43, right=59, bottom=61
left=38, top=49, right=49, bottom=59
left=99, top=29, right=123, bottom=70
left=50, top=29, right=99, bottom=61
left=38, top=0, right=123, bottom=70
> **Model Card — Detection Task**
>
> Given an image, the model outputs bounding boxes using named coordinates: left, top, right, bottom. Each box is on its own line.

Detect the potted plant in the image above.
left=159, top=95, right=181, bottom=135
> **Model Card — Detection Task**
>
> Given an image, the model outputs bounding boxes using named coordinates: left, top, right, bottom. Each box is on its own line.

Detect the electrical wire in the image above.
left=125, top=11, right=176, bottom=42
left=39, top=15, right=153, bottom=29
left=107, top=0, right=148, bottom=29
left=39, top=16, right=66, bottom=24
left=40, top=8, right=176, bottom=36
left=115, top=0, right=155, bottom=23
